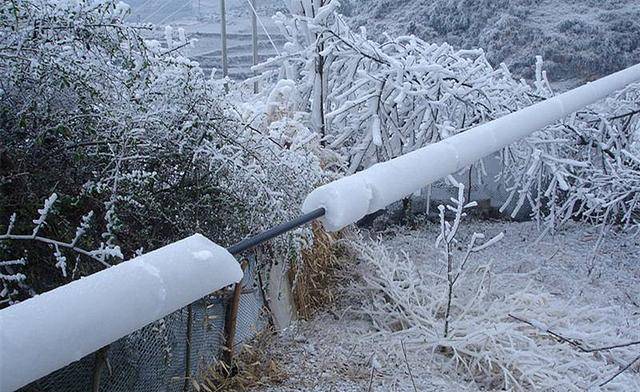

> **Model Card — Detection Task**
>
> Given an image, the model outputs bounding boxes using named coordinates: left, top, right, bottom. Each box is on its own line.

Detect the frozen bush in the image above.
left=0, top=0, right=324, bottom=304
left=352, top=215, right=639, bottom=389
left=255, top=0, right=640, bottom=240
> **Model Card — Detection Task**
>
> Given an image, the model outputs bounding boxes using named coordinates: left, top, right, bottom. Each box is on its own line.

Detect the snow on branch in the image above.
left=258, top=4, right=538, bottom=173
left=258, top=3, right=640, bottom=237
left=434, top=180, right=504, bottom=338
left=353, top=230, right=640, bottom=390
left=1, top=195, right=122, bottom=269
left=1, top=194, right=124, bottom=304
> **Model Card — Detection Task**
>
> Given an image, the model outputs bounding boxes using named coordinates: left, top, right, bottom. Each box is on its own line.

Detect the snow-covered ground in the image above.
left=252, top=220, right=640, bottom=391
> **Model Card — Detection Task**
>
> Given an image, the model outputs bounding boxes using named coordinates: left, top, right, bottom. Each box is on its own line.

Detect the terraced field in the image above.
left=128, top=0, right=286, bottom=80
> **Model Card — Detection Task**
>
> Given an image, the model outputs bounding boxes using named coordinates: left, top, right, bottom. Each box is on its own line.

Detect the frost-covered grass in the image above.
left=252, top=219, right=640, bottom=391
left=356, top=241, right=639, bottom=390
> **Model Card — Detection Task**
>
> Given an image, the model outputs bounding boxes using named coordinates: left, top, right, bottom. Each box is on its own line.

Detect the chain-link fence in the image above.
left=19, top=255, right=266, bottom=392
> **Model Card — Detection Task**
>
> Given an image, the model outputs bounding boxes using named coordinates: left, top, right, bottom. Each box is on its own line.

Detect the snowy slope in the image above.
left=125, top=0, right=640, bottom=84
left=252, top=220, right=640, bottom=391
left=347, top=0, right=640, bottom=84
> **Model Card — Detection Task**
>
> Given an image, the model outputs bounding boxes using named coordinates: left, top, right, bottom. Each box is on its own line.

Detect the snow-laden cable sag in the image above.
left=303, top=63, right=640, bottom=231
left=0, top=234, right=243, bottom=392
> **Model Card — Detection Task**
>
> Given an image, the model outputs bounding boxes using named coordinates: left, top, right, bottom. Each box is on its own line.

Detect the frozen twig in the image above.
left=0, top=234, right=113, bottom=268
left=366, top=353, right=376, bottom=392
left=437, top=181, right=503, bottom=337
left=598, top=355, right=640, bottom=388
left=400, top=340, right=418, bottom=392
left=508, top=314, right=640, bottom=352
left=1, top=196, right=119, bottom=269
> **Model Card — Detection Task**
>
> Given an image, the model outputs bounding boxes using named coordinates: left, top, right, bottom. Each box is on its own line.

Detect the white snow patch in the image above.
left=192, top=249, right=214, bottom=260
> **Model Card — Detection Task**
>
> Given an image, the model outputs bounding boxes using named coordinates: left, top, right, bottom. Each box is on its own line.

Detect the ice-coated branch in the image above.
left=599, top=355, right=640, bottom=388
left=0, top=234, right=115, bottom=268
left=0, top=272, right=27, bottom=282
left=71, top=211, right=94, bottom=247
left=5, top=213, right=16, bottom=236
left=2, top=195, right=120, bottom=271
left=303, top=63, right=640, bottom=231
left=435, top=182, right=503, bottom=337
left=31, top=193, right=57, bottom=238
left=509, top=314, right=640, bottom=353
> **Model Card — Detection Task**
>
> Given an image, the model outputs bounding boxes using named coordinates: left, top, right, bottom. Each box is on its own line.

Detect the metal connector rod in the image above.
left=227, top=208, right=325, bottom=255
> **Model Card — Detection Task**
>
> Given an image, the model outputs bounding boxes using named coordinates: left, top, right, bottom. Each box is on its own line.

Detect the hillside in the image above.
left=124, top=0, right=640, bottom=85
left=347, top=0, right=640, bottom=84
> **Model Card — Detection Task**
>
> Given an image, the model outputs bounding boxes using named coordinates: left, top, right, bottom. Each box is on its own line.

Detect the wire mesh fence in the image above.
left=19, top=255, right=266, bottom=392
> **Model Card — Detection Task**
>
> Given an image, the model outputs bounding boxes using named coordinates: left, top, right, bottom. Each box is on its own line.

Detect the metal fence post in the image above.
left=182, top=304, right=193, bottom=392
left=91, top=345, right=110, bottom=392
left=223, top=258, right=247, bottom=365
left=223, top=284, right=242, bottom=365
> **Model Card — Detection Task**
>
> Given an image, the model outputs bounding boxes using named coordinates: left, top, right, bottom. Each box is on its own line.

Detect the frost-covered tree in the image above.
left=0, top=0, right=324, bottom=305
left=254, top=0, right=541, bottom=173
left=500, top=66, right=640, bottom=242
left=253, top=2, right=640, bottom=239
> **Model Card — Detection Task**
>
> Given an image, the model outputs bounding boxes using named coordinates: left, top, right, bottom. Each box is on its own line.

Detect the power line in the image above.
left=243, top=0, right=281, bottom=56
left=142, top=0, right=178, bottom=23
left=134, top=0, right=158, bottom=14
left=158, top=1, right=193, bottom=25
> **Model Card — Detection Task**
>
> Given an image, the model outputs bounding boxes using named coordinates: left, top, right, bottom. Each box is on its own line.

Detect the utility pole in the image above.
left=251, top=0, right=259, bottom=93
left=220, top=0, right=228, bottom=87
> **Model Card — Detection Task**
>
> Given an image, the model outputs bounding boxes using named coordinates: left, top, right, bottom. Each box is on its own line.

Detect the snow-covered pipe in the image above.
left=303, top=63, right=640, bottom=231
left=0, top=234, right=243, bottom=392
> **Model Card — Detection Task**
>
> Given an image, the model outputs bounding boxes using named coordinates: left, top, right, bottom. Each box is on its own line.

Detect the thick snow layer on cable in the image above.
left=304, top=63, right=640, bottom=231
left=0, top=234, right=242, bottom=392
left=302, top=174, right=374, bottom=232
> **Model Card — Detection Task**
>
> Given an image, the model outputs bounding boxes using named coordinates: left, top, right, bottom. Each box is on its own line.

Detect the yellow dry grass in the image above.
left=196, top=223, right=346, bottom=390
left=194, top=327, right=286, bottom=392
left=289, top=222, right=344, bottom=320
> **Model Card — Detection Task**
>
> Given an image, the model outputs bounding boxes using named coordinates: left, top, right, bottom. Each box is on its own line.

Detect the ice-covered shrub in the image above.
left=0, top=0, right=324, bottom=305
left=255, top=0, right=540, bottom=173
left=254, top=0, right=640, bottom=238
left=433, top=179, right=504, bottom=338
left=352, top=198, right=640, bottom=389
left=500, top=70, right=640, bottom=239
